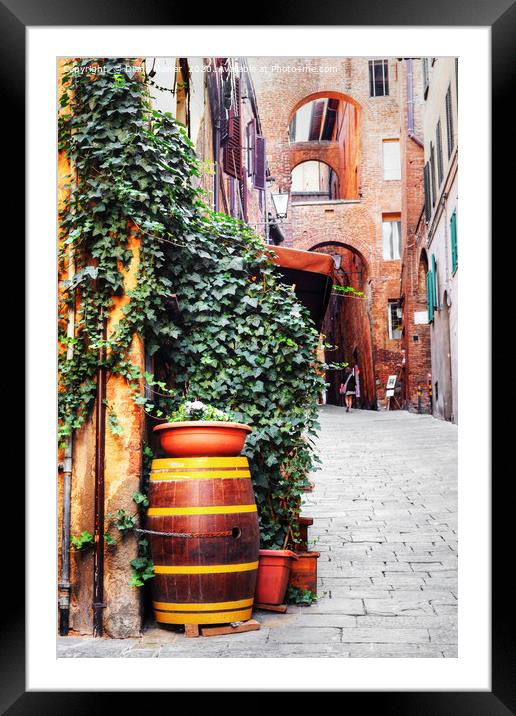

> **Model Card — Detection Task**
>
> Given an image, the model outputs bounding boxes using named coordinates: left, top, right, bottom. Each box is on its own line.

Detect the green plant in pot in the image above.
left=153, top=400, right=252, bottom=458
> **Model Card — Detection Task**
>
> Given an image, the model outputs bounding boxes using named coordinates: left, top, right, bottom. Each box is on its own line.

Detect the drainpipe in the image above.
left=208, top=58, right=221, bottom=213
left=213, top=122, right=220, bottom=213
left=263, top=183, right=269, bottom=243
left=58, top=249, right=75, bottom=636
left=406, top=59, right=424, bottom=148
left=92, top=318, right=107, bottom=637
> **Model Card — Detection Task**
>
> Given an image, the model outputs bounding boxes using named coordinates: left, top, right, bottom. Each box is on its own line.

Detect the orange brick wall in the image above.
left=398, top=60, right=432, bottom=412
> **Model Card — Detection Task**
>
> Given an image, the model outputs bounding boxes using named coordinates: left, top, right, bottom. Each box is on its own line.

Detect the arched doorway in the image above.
left=413, top=250, right=432, bottom=412
left=309, top=241, right=375, bottom=408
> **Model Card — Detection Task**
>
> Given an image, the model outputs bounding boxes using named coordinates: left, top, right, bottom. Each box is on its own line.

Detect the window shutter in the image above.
left=246, top=120, right=254, bottom=177
left=423, top=162, right=431, bottom=222
left=215, top=58, right=229, bottom=146
left=426, top=271, right=434, bottom=322
left=446, top=84, right=454, bottom=158
left=223, top=76, right=242, bottom=179
left=436, top=120, right=444, bottom=186
left=430, top=142, right=436, bottom=206
left=450, top=211, right=458, bottom=272
left=206, top=61, right=229, bottom=147
left=253, top=134, right=266, bottom=190
left=432, top=255, right=438, bottom=310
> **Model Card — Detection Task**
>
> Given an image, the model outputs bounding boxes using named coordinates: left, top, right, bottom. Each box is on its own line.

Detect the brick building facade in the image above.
left=151, top=56, right=433, bottom=411
left=252, top=57, right=427, bottom=407
left=398, top=59, right=433, bottom=415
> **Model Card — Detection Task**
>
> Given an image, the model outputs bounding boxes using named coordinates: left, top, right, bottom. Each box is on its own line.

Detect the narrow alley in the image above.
left=58, top=406, right=458, bottom=658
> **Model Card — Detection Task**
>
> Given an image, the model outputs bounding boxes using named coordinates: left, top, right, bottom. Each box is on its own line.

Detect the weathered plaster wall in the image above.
left=58, top=59, right=145, bottom=638
left=422, top=57, right=458, bottom=423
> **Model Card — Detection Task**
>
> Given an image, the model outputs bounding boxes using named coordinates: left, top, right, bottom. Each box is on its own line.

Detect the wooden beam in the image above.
left=200, top=619, right=261, bottom=637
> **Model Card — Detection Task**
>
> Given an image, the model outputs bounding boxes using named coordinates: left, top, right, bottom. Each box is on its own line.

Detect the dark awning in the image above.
left=270, top=246, right=335, bottom=330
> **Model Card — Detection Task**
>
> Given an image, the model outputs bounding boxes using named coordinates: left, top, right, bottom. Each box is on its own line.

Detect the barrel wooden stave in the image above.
left=147, top=456, right=259, bottom=625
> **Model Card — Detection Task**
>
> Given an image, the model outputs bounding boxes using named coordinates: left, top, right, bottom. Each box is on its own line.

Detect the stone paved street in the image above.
left=58, top=405, right=458, bottom=658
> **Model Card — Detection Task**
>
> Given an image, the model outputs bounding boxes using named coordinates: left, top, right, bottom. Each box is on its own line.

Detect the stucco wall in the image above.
left=423, top=57, right=459, bottom=423
left=58, top=59, right=145, bottom=638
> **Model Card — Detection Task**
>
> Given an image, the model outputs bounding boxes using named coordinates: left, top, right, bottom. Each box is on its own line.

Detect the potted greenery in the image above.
left=289, top=541, right=320, bottom=597
left=153, top=400, right=252, bottom=457
left=253, top=450, right=313, bottom=606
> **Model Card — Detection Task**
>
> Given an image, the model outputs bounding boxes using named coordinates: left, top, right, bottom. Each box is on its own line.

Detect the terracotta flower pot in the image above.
left=254, top=549, right=299, bottom=605
left=153, top=421, right=252, bottom=458
left=288, top=551, right=320, bottom=595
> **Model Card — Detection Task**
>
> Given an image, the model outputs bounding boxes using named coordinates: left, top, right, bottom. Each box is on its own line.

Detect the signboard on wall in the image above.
left=414, top=311, right=429, bottom=325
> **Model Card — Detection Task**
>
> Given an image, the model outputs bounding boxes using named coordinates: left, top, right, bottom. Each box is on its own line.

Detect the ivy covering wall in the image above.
left=58, top=58, right=325, bottom=549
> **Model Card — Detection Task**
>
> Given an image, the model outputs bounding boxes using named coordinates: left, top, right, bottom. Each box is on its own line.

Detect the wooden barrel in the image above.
left=147, top=456, right=260, bottom=626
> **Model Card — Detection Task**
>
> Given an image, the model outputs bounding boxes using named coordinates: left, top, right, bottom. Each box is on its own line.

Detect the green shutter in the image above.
left=450, top=211, right=458, bottom=272
left=432, top=255, right=438, bottom=309
left=426, top=270, right=434, bottom=322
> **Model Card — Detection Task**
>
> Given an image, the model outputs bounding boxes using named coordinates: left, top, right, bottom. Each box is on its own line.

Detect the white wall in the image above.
left=424, top=57, right=459, bottom=422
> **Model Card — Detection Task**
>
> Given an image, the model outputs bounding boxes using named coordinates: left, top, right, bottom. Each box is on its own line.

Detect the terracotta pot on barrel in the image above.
left=148, top=422, right=259, bottom=627
left=153, top=421, right=251, bottom=458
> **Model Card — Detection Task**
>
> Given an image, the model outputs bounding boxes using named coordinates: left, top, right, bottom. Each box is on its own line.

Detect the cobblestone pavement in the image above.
left=58, top=406, right=458, bottom=658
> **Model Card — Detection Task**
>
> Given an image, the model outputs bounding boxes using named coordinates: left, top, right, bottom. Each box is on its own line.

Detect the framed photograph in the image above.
left=8, top=0, right=510, bottom=707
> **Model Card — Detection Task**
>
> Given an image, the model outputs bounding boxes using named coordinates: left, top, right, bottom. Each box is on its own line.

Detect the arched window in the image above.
left=291, top=161, right=338, bottom=202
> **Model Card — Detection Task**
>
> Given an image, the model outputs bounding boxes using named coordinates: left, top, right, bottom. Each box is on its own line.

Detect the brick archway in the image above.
left=308, top=240, right=376, bottom=409
left=291, top=156, right=339, bottom=175
left=288, top=90, right=362, bottom=124
left=402, top=246, right=432, bottom=414
left=291, top=158, right=341, bottom=202
left=309, top=240, right=370, bottom=282
left=287, top=91, right=362, bottom=201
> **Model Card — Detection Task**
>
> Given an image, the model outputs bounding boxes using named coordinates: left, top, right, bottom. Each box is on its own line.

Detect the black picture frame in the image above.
left=6, top=0, right=510, bottom=709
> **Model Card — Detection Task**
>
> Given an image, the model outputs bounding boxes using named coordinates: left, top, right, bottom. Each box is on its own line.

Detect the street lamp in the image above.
left=271, top=191, right=289, bottom=220
left=332, top=253, right=342, bottom=270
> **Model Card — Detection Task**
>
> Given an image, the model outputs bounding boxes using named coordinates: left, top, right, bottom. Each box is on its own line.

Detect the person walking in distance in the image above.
left=338, top=380, right=346, bottom=407
left=342, top=366, right=357, bottom=413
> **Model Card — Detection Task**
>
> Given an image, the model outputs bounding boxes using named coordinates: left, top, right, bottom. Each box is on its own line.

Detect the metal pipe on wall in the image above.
left=58, top=248, right=76, bottom=636
left=92, top=318, right=107, bottom=637
left=213, top=122, right=220, bottom=213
